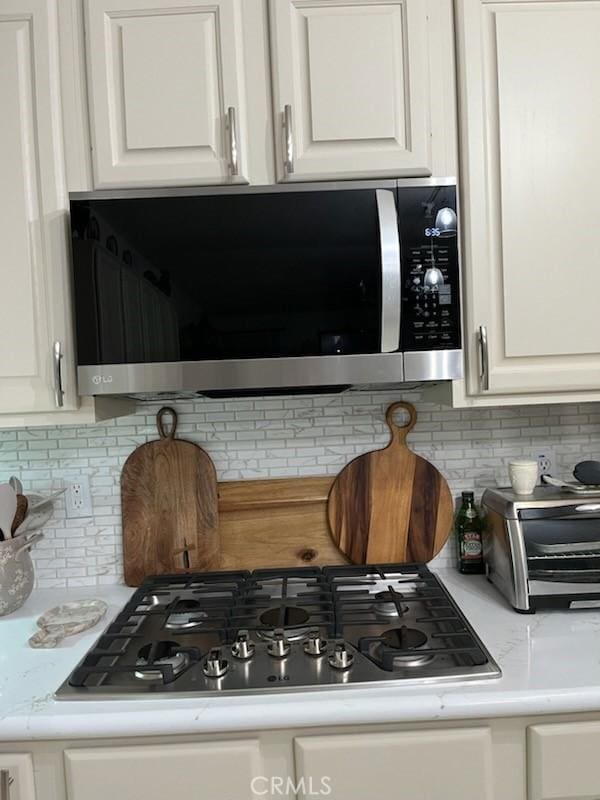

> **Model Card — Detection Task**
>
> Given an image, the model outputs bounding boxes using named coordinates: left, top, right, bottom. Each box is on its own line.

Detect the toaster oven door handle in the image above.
left=520, top=504, right=600, bottom=520
left=376, top=189, right=401, bottom=354
left=529, top=569, right=600, bottom=583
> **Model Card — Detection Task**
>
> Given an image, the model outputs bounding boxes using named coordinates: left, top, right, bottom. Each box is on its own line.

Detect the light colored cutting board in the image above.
left=327, top=402, right=453, bottom=564
left=218, top=476, right=347, bottom=570
left=121, top=407, right=219, bottom=586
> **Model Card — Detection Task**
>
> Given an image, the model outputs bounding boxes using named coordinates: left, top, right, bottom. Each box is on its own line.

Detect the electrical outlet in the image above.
left=66, top=475, right=93, bottom=518
left=537, top=451, right=556, bottom=482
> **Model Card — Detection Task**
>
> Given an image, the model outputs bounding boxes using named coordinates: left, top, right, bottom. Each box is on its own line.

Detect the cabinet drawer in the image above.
left=529, top=721, right=600, bottom=800
left=65, top=740, right=263, bottom=800
left=294, top=727, right=494, bottom=800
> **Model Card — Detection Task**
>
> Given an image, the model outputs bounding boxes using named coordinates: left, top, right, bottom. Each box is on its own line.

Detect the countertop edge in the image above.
left=3, top=687, right=600, bottom=742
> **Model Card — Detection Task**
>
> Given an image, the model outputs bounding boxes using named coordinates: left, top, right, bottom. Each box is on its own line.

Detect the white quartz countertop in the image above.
left=2, top=571, right=600, bottom=741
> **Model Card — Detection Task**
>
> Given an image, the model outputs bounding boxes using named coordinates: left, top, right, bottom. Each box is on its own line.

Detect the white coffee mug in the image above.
left=508, top=459, right=539, bottom=495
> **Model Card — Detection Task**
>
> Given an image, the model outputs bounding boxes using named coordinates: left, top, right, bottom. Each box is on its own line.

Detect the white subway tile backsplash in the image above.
left=1, top=388, right=599, bottom=587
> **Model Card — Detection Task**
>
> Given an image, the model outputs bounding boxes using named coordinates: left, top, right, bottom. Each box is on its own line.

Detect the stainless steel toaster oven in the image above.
left=482, top=487, right=600, bottom=612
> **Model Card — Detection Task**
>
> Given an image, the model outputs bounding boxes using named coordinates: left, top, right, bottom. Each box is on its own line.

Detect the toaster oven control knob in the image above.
left=203, top=648, right=229, bottom=678
left=328, top=642, right=354, bottom=671
left=231, top=631, right=255, bottom=660
left=267, top=628, right=291, bottom=658
left=303, top=629, right=327, bottom=657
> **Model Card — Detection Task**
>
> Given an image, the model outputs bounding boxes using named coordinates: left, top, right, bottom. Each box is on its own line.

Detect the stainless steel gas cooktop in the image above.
left=56, top=565, right=500, bottom=698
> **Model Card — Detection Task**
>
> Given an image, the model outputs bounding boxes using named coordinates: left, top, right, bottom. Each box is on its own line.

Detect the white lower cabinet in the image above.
left=294, top=728, right=495, bottom=800
left=0, top=754, right=36, bottom=800
left=528, top=721, right=600, bottom=800
left=13, top=714, right=600, bottom=800
left=64, top=740, right=266, bottom=800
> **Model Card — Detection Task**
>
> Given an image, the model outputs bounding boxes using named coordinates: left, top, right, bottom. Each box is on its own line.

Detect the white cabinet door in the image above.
left=85, top=0, right=251, bottom=188
left=65, top=740, right=266, bottom=800
left=457, top=0, right=600, bottom=396
left=0, top=753, right=36, bottom=800
left=0, top=0, right=79, bottom=414
left=294, top=728, right=494, bottom=800
left=269, top=0, right=434, bottom=181
left=528, top=721, right=600, bottom=800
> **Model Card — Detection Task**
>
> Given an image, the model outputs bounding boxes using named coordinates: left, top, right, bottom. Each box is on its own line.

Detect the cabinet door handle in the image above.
left=283, top=104, right=294, bottom=175
left=478, top=325, right=489, bottom=391
left=226, top=107, right=239, bottom=177
left=53, top=340, right=64, bottom=408
left=0, top=769, right=11, bottom=800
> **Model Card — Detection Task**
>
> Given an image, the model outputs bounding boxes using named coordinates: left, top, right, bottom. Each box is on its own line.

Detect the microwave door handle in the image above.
left=375, top=189, right=401, bottom=353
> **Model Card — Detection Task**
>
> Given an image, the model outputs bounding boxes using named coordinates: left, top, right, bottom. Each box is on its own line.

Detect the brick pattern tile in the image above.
left=1, top=390, right=598, bottom=587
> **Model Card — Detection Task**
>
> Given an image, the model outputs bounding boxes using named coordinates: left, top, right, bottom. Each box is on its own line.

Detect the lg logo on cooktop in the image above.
left=267, top=674, right=290, bottom=682
left=92, top=375, right=113, bottom=385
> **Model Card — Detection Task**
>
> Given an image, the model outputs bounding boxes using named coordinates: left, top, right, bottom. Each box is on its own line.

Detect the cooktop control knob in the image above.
left=267, top=628, right=291, bottom=658
left=231, top=630, right=255, bottom=660
left=203, top=648, right=229, bottom=678
left=328, top=642, right=354, bottom=671
left=303, top=629, right=327, bottom=657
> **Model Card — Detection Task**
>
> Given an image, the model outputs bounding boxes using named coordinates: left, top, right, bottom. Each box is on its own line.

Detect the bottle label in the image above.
left=461, top=532, right=482, bottom=560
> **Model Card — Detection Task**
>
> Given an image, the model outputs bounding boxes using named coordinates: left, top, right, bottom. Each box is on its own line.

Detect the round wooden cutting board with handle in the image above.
left=122, top=407, right=220, bottom=586
left=327, top=402, right=453, bottom=564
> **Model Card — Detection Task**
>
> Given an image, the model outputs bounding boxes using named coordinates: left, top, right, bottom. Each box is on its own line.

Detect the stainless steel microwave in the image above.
left=69, top=179, right=462, bottom=397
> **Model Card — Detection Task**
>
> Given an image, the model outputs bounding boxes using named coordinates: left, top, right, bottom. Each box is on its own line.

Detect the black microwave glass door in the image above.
left=70, top=189, right=386, bottom=366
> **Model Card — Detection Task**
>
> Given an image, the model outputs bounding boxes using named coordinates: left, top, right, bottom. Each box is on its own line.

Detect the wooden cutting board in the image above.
left=327, top=402, right=453, bottom=564
left=122, top=407, right=219, bottom=586
left=218, top=476, right=347, bottom=570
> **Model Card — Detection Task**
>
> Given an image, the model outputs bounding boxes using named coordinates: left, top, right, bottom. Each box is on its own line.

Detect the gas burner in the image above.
left=373, top=590, right=409, bottom=618
left=380, top=626, right=436, bottom=668
left=134, top=641, right=193, bottom=682
left=258, top=605, right=311, bottom=642
left=165, top=599, right=208, bottom=631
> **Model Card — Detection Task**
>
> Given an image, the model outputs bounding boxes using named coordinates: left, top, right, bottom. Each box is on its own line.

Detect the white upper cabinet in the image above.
left=85, top=0, right=252, bottom=188
left=0, top=0, right=79, bottom=415
left=269, top=0, right=440, bottom=181
left=457, top=0, right=600, bottom=396
left=80, top=0, right=457, bottom=188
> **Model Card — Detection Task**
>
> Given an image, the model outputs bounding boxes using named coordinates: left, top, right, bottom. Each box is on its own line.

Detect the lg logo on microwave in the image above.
left=92, top=375, right=113, bottom=385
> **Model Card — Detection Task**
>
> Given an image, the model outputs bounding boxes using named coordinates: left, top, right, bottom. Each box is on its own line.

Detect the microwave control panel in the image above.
left=398, top=186, right=461, bottom=352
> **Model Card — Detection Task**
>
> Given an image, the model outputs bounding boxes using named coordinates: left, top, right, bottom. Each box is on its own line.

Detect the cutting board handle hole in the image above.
left=157, top=407, right=178, bottom=439
left=385, top=402, right=417, bottom=439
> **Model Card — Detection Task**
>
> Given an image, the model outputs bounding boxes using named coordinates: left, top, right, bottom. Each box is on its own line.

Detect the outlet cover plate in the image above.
left=537, top=450, right=556, bottom=483
left=66, top=475, right=93, bottom=518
